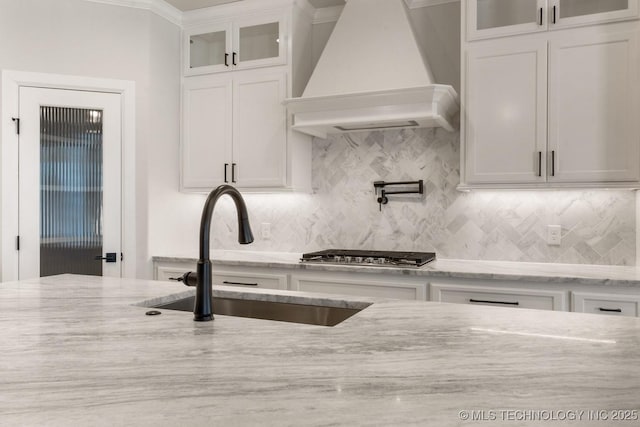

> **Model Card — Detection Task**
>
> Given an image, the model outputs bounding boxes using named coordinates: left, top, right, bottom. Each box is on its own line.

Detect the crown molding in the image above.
left=182, top=0, right=300, bottom=25
left=83, top=0, right=183, bottom=26
left=82, top=0, right=459, bottom=27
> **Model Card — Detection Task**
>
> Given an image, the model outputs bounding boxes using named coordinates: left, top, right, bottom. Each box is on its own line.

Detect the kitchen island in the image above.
left=2, top=274, right=640, bottom=426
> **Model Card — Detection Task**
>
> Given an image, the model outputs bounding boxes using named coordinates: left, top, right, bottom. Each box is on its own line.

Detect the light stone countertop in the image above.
left=153, top=250, right=640, bottom=288
left=2, top=274, right=640, bottom=426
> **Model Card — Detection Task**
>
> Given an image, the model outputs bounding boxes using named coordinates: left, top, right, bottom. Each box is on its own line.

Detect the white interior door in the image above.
left=18, top=87, right=122, bottom=279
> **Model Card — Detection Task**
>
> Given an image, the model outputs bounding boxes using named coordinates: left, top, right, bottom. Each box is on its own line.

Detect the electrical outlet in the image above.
left=261, top=223, right=271, bottom=240
left=547, top=225, right=561, bottom=246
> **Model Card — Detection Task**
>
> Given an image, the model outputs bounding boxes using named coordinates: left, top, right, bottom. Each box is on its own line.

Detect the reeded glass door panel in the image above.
left=40, top=107, right=103, bottom=277
left=190, top=30, right=227, bottom=68
left=18, top=87, right=121, bottom=280
left=559, top=0, right=628, bottom=19
left=477, top=0, right=539, bottom=30
left=238, top=22, right=280, bottom=63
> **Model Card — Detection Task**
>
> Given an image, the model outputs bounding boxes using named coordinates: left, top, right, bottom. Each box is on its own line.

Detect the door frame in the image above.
left=1, top=70, right=136, bottom=281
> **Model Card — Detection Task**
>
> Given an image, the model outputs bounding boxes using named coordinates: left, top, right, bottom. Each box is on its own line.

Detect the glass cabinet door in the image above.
left=185, top=15, right=285, bottom=75
left=553, top=0, right=638, bottom=27
left=185, top=23, right=233, bottom=75
left=233, top=15, right=285, bottom=69
left=468, top=0, right=546, bottom=40
left=238, top=22, right=280, bottom=63
left=190, top=30, right=228, bottom=69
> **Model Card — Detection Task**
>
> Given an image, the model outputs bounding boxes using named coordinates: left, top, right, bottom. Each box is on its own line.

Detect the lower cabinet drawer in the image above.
left=155, top=264, right=287, bottom=290
left=571, top=292, right=640, bottom=317
left=430, top=283, right=566, bottom=311
left=213, top=271, right=288, bottom=290
left=292, top=276, right=426, bottom=300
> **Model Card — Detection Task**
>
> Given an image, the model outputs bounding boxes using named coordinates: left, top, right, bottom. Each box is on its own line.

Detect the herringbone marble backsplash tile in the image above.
left=209, top=127, right=636, bottom=265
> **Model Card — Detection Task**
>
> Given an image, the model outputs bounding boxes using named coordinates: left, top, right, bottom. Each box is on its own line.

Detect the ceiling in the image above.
left=164, top=0, right=345, bottom=11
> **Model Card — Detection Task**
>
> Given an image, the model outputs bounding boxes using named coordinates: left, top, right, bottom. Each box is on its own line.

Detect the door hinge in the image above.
left=11, top=117, right=20, bottom=135
left=16, top=235, right=20, bottom=251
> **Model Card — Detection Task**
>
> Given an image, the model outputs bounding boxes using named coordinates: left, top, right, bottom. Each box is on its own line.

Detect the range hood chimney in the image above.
left=284, top=0, right=458, bottom=139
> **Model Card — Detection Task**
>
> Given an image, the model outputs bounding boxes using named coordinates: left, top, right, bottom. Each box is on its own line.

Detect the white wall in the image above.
left=0, top=0, right=181, bottom=278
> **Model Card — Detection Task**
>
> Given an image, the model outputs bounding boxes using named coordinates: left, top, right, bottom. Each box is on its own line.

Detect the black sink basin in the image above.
left=154, top=295, right=367, bottom=327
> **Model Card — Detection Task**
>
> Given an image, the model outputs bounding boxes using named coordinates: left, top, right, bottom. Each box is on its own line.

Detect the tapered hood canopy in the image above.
left=284, top=0, right=458, bottom=138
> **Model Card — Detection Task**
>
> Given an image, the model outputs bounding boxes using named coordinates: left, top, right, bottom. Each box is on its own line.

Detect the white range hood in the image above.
left=284, top=0, right=458, bottom=139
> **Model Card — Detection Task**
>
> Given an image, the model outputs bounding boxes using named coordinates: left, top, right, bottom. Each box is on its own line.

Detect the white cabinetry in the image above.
left=182, top=69, right=287, bottom=189
left=153, top=258, right=640, bottom=316
left=571, top=291, right=640, bottom=317
left=467, top=0, right=639, bottom=41
left=464, top=38, right=547, bottom=184
left=181, top=0, right=313, bottom=192
left=430, top=282, right=567, bottom=311
left=213, top=270, right=288, bottom=290
left=154, top=260, right=288, bottom=290
left=461, top=18, right=640, bottom=189
left=292, top=273, right=427, bottom=300
left=185, top=11, right=286, bottom=76
left=548, top=30, right=640, bottom=183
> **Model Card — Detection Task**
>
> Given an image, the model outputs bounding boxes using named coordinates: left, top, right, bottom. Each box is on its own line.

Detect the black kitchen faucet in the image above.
left=193, top=185, right=254, bottom=321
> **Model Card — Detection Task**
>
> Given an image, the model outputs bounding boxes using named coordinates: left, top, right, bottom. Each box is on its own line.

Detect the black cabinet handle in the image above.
left=469, top=298, right=519, bottom=306
left=598, top=307, right=622, bottom=313
left=224, top=53, right=229, bottom=67
left=553, top=5, right=557, bottom=23
left=223, top=281, right=258, bottom=287
left=224, top=163, right=229, bottom=183
left=538, top=151, right=542, bottom=177
left=539, top=7, right=543, bottom=25
left=232, top=163, right=237, bottom=183
left=551, top=151, right=555, bottom=177
left=232, top=52, right=237, bottom=66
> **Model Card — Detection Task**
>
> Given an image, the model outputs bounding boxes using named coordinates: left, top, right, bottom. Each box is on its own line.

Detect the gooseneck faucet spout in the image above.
left=195, top=185, right=253, bottom=321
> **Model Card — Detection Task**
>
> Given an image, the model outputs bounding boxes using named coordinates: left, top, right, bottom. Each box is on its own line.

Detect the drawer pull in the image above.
left=223, top=281, right=259, bottom=287
left=598, top=307, right=622, bottom=313
left=469, top=298, right=519, bottom=306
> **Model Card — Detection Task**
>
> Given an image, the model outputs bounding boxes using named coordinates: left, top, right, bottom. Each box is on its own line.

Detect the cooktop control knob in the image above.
left=377, top=258, right=386, bottom=264
left=344, top=256, right=352, bottom=263
left=365, top=257, right=374, bottom=264
left=354, top=257, right=363, bottom=263
left=333, top=255, right=342, bottom=262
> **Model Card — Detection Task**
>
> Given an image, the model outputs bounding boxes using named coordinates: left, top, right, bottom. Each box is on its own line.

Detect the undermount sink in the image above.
left=154, top=295, right=368, bottom=327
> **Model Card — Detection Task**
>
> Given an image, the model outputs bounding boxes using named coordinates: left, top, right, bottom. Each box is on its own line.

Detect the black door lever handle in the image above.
left=95, top=253, right=117, bottom=263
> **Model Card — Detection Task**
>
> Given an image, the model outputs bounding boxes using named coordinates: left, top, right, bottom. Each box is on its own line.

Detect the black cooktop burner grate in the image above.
left=300, top=249, right=436, bottom=267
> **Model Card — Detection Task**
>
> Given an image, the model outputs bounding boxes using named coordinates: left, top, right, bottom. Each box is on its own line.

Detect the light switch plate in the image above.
left=547, top=225, right=561, bottom=246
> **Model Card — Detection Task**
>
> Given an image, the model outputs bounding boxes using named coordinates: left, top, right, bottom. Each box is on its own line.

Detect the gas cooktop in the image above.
left=300, top=249, right=436, bottom=268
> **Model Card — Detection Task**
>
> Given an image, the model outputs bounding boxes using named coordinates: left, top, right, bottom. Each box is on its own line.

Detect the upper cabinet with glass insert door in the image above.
left=467, top=0, right=639, bottom=40
left=185, top=12, right=286, bottom=76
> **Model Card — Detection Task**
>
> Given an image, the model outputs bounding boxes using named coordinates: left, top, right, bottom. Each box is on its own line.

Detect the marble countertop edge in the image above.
left=152, top=251, right=640, bottom=287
